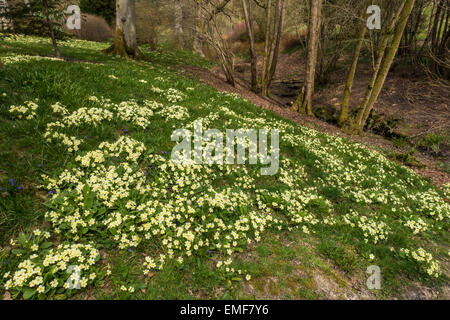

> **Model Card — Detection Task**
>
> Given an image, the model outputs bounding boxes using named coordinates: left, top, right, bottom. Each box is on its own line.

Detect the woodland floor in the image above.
left=181, top=49, right=450, bottom=187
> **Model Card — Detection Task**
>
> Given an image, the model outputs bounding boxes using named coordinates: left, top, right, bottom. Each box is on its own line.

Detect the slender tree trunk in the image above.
left=410, top=1, right=425, bottom=54
left=354, top=0, right=416, bottom=133
left=431, top=0, right=444, bottom=51
left=338, top=10, right=367, bottom=127
left=430, top=0, right=449, bottom=76
left=423, top=0, right=438, bottom=48
left=193, top=0, right=206, bottom=57
left=242, top=0, right=259, bottom=92
left=293, top=0, right=322, bottom=116
left=174, top=0, right=184, bottom=48
left=260, top=0, right=285, bottom=97
left=104, top=0, right=139, bottom=59
left=268, top=0, right=285, bottom=82
left=261, top=0, right=273, bottom=96
left=353, top=1, right=406, bottom=130
left=42, top=0, right=60, bottom=58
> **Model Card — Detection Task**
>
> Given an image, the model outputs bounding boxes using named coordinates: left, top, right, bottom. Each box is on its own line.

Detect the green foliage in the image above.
left=79, top=0, right=115, bottom=24
left=318, top=239, right=359, bottom=274
left=417, top=132, right=448, bottom=154
left=392, top=136, right=410, bottom=148
left=1, top=0, right=65, bottom=39
left=390, top=149, right=421, bottom=167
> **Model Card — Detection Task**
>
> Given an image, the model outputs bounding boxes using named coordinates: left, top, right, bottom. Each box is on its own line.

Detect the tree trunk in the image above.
left=353, top=1, right=406, bottom=131
left=104, top=0, right=139, bottom=59
left=338, top=9, right=367, bottom=127
left=242, top=0, right=259, bottom=92
left=174, top=0, right=184, bottom=49
left=429, top=0, right=449, bottom=77
left=261, top=0, right=285, bottom=97
left=42, top=0, right=60, bottom=58
left=293, top=0, right=322, bottom=116
left=268, top=0, right=285, bottom=82
left=193, top=0, right=206, bottom=57
left=354, top=0, right=416, bottom=133
left=261, top=0, right=273, bottom=96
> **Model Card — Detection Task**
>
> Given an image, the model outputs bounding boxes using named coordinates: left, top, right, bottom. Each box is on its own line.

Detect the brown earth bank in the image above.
left=180, top=52, right=450, bottom=187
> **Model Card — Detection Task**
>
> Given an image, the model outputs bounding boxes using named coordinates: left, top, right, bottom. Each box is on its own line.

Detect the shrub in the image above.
left=65, top=14, right=112, bottom=42
left=417, top=132, right=448, bottom=154
left=79, top=0, right=115, bottom=24
left=281, top=33, right=306, bottom=52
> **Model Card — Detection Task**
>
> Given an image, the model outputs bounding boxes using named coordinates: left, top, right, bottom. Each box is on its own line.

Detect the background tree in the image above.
left=198, top=0, right=236, bottom=86
left=260, top=0, right=285, bottom=97
left=193, top=0, right=206, bottom=57
left=292, top=0, right=322, bottom=116
left=240, top=0, right=285, bottom=95
left=241, top=0, right=258, bottom=92
left=422, top=0, right=449, bottom=79
left=1, top=0, right=65, bottom=57
left=42, top=0, right=60, bottom=57
left=174, top=0, right=184, bottom=48
left=338, top=1, right=369, bottom=127
left=104, top=0, right=140, bottom=59
left=353, top=0, right=416, bottom=133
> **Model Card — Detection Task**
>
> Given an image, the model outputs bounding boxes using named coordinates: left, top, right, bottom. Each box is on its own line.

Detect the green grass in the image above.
left=0, top=35, right=448, bottom=300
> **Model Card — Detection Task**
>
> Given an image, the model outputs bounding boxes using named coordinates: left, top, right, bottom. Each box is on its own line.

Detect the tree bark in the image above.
left=174, top=0, right=184, bottom=49
left=42, top=0, right=60, bottom=58
left=261, top=0, right=272, bottom=96
left=354, top=0, right=416, bottom=133
left=338, top=9, right=367, bottom=127
left=242, top=0, right=259, bottom=92
left=193, top=0, right=206, bottom=57
left=268, top=0, right=284, bottom=82
left=260, top=0, right=285, bottom=97
left=293, top=0, right=322, bottom=116
left=353, top=1, right=406, bottom=131
left=104, top=0, right=140, bottom=59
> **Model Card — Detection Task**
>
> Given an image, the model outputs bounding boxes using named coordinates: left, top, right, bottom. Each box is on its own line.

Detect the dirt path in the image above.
left=180, top=64, right=449, bottom=187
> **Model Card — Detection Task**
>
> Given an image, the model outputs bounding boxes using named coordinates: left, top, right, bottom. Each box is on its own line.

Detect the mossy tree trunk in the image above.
left=353, top=0, right=416, bottom=134
left=292, top=0, right=322, bottom=116
left=338, top=6, right=368, bottom=127
left=260, top=0, right=285, bottom=97
left=353, top=2, right=406, bottom=132
left=242, top=0, right=259, bottom=92
left=104, top=0, right=139, bottom=59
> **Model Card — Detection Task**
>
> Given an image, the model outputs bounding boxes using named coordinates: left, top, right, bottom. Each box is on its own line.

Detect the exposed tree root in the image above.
left=102, top=28, right=145, bottom=60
